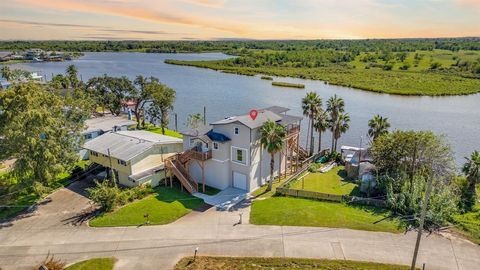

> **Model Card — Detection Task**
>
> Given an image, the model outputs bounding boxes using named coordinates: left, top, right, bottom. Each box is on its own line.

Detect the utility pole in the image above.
left=203, top=106, right=206, bottom=125
left=410, top=169, right=434, bottom=270
left=107, top=148, right=116, bottom=187
left=174, top=113, right=178, bottom=131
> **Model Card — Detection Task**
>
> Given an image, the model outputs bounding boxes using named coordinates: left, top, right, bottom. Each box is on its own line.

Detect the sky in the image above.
left=0, top=0, right=479, bottom=40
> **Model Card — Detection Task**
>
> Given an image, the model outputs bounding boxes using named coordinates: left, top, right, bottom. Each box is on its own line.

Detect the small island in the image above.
left=272, top=81, right=305, bottom=88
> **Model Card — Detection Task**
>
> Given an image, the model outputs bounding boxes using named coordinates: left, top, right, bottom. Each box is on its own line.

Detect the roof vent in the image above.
left=225, top=116, right=236, bottom=120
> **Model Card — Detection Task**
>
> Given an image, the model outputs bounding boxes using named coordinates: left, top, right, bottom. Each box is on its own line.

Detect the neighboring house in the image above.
left=83, top=130, right=183, bottom=187
left=80, top=115, right=137, bottom=159
left=173, top=106, right=304, bottom=193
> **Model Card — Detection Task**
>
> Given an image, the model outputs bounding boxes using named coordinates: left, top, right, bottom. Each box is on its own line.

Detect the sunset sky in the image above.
left=1, top=0, right=479, bottom=40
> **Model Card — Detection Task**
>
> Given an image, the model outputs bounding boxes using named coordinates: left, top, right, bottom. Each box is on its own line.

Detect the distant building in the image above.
left=83, top=130, right=183, bottom=187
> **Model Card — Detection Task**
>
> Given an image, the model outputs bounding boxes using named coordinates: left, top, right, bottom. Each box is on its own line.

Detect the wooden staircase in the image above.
left=165, top=154, right=198, bottom=194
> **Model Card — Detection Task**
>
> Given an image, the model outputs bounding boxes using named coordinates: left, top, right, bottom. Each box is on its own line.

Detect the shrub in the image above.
left=32, top=182, right=51, bottom=197
left=87, top=180, right=122, bottom=212
left=87, top=181, right=154, bottom=212
left=453, top=176, right=476, bottom=213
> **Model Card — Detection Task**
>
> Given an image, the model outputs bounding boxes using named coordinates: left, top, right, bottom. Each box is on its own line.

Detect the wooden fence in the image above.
left=276, top=187, right=387, bottom=207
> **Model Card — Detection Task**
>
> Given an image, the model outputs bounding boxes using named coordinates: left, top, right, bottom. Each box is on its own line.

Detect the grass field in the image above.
left=66, top=258, right=116, bottom=270
left=165, top=49, right=480, bottom=96
left=174, top=256, right=413, bottom=270
left=289, top=166, right=360, bottom=196
left=89, top=185, right=204, bottom=227
left=250, top=197, right=403, bottom=233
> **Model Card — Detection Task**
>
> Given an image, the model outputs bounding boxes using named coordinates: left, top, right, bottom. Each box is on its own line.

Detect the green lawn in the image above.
left=290, top=166, right=360, bottom=196
left=175, top=256, right=413, bottom=270
left=66, top=258, right=115, bottom=270
left=250, top=197, right=403, bottom=233
left=89, top=186, right=204, bottom=227
left=146, top=126, right=183, bottom=139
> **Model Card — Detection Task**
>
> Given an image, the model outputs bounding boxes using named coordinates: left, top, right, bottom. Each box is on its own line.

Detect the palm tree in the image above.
left=1, top=66, right=12, bottom=81
left=326, top=94, right=345, bottom=152
left=260, top=120, right=287, bottom=192
left=368, top=114, right=391, bottom=141
left=66, top=65, right=79, bottom=88
left=313, top=110, right=328, bottom=152
left=333, top=112, right=350, bottom=152
left=463, top=150, right=480, bottom=208
left=302, top=92, right=322, bottom=156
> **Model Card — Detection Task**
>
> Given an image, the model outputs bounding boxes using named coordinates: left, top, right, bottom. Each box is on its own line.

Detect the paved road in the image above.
left=0, top=182, right=479, bottom=270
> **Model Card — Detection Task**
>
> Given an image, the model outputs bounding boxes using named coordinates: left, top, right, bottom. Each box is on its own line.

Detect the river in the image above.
left=11, top=52, right=480, bottom=165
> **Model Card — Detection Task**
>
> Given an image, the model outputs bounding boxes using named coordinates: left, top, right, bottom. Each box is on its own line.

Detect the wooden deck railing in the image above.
left=188, top=149, right=212, bottom=161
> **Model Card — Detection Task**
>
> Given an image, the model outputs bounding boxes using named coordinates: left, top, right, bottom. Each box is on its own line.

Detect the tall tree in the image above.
left=332, top=112, right=350, bottom=151
left=146, top=82, right=176, bottom=135
left=301, top=92, right=322, bottom=156
left=313, top=110, right=329, bottom=152
left=368, top=114, right=391, bottom=141
left=326, top=94, right=345, bottom=152
left=260, top=120, right=287, bottom=192
left=132, top=75, right=159, bottom=129
left=66, top=64, right=79, bottom=88
left=0, top=83, right=84, bottom=185
left=462, top=150, right=480, bottom=210
left=87, top=75, right=135, bottom=116
left=1, top=66, right=12, bottom=81
left=371, top=130, right=455, bottom=193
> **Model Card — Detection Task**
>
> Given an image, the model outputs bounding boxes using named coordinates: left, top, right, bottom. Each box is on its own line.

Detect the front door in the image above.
left=233, top=171, right=247, bottom=190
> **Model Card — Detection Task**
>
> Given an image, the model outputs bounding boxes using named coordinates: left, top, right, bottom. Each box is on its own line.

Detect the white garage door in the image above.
left=233, top=171, right=247, bottom=190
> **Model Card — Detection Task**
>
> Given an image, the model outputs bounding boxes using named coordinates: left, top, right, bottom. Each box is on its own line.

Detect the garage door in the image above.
left=233, top=171, right=247, bottom=190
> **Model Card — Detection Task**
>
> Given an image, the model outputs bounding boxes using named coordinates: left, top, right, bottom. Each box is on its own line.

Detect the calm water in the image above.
left=12, top=52, right=480, bottom=165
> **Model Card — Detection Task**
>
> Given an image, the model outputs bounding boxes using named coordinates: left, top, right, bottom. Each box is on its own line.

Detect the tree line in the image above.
left=1, top=38, right=479, bottom=54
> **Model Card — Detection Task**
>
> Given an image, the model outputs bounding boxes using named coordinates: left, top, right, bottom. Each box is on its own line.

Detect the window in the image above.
left=236, top=149, right=243, bottom=161
left=234, top=127, right=239, bottom=135
left=189, top=138, right=195, bottom=146
left=213, top=142, right=219, bottom=150
left=231, top=146, right=247, bottom=165
left=90, top=151, right=98, bottom=157
left=117, top=159, right=127, bottom=166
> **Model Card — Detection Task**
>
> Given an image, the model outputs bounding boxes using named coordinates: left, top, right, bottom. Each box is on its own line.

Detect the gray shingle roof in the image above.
left=83, top=130, right=182, bottom=161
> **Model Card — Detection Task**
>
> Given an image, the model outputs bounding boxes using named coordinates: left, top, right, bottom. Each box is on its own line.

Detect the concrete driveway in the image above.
left=0, top=185, right=479, bottom=270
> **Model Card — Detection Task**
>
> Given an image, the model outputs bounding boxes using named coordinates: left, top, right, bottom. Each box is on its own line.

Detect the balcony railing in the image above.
left=188, top=149, right=212, bottom=161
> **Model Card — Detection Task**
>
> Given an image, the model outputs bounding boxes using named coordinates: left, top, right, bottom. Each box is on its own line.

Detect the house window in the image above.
left=117, top=159, right=127, bottom=166
left=231, top=146, right=247, bottom=165
left=234, top=127, right=239, bottom=135
left=90, top=151, right=98, bottom=157
left=189, top=138, right=195, bottom=146
left=213, top=142, right=219, bottom=150
left=236, top=149, right=243, bottom=161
